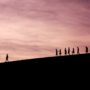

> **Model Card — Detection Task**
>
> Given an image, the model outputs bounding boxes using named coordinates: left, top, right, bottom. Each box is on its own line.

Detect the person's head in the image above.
left=86, top=46, right=88, bottom=48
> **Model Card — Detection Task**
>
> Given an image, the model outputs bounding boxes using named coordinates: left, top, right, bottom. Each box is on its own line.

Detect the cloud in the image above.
left=0, top=0, right=90, bottom=61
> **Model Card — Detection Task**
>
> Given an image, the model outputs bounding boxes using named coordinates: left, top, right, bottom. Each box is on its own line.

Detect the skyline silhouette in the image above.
left=2, top=53, right=90, bottom=64
left=0, top=46, right=89, bottom=63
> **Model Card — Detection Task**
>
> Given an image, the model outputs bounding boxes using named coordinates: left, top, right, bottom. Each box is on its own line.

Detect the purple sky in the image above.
left=0, top=0, right=90, bottom=62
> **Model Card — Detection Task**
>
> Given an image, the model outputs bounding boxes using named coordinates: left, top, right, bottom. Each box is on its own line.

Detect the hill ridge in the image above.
left=1, top=53, right=90, bottom=64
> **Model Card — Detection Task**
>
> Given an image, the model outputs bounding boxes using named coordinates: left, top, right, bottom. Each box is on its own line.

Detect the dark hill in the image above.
left=1, top=53, right=90, bottom=64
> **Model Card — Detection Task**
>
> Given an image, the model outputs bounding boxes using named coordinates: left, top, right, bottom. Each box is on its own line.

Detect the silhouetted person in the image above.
left=86, top=46, right=88, bottom=54
left=6, top=54, right=9, bottom=62
left=56, top=49, right=58, bottom=56
left=59, top=49, right=62, bottom=56
left=68, top=47, right=70, bottom=55
left=72, top=48, right=75, bottom=55
left=77, top=47, right=80, bottom=54
left=65, top=48, right=67, bottom=55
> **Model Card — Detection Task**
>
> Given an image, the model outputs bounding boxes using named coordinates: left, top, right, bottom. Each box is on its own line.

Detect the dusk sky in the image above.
left=0, top=0, right=90, bottom=62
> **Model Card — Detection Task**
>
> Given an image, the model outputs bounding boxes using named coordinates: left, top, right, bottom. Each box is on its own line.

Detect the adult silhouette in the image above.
left=6, top=54, right=9, bottom=62
left=72, top=48, right=75, bottom=55
left=56, top=49, right=58, bottom=56
left=68, top=47, right=70, bottom=55
left=59, top=49, right=62, bottom=56
left=65, top=48, right=67, bottom=55
left=86, top=46, right=88, bottom=54
left=77, top=47, right=80, bottom=54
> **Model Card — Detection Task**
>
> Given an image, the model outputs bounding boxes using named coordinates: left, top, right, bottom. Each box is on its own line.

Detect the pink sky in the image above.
left=0, top=0, right=90, bottom=62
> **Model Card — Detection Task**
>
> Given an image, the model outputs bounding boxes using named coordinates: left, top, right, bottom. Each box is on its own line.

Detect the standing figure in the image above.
left=72, top=48, right=75, bottom=55
left=59, top=49, right=62, bottom=56
left=6, top=54, right=9, bottom=62
left=86, top=46, right=88, bottom=54
left=56, top=49, right=58, bottom=56
left=68, top=47, right=70, bottom=55
left=65, top=48, right=67, bottom=55
left=77, top=47, right=80, bottom=54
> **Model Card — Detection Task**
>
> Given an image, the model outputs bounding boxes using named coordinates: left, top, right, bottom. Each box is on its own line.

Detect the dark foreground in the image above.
left=1, top=53, right=90, bottom=64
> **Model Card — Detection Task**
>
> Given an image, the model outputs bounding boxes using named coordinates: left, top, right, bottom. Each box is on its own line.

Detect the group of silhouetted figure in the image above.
left=4, top=46, right=89, bottom=62
left=56, top=46, right=89, bottom=56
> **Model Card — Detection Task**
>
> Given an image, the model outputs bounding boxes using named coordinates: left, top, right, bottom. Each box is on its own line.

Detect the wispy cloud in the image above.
left=0, top=0, right=90, bottom=61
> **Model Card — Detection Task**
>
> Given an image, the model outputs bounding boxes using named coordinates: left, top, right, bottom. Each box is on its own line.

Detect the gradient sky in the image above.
left=0, top=0, right=90, bottom=62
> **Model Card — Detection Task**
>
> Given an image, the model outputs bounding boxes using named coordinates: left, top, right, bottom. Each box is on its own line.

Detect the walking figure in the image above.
left=65, top=48, right=67, bottom=55
left=86, top=46, right=88, bottom=54
left=59, top=49, right=62, bottom=56
left=77, top=47, right=80, bottom=54
left=72, top=48, right=75, bottom=55
left=68, top=47, right=70, bottom=55
left=6, top=54, right=9, bottom=62
left=56, top=49, right=58, bottom=56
